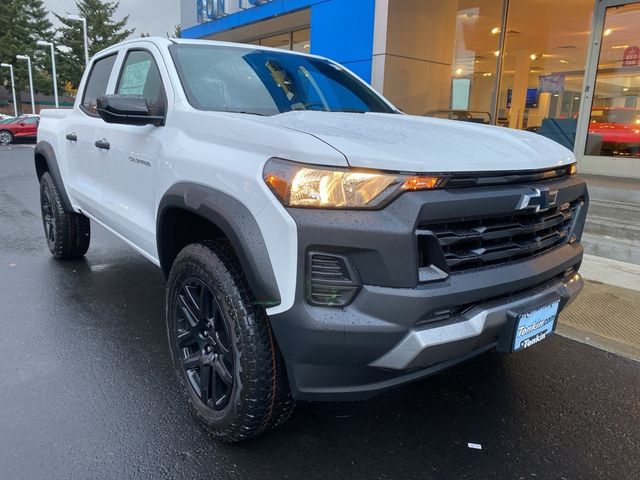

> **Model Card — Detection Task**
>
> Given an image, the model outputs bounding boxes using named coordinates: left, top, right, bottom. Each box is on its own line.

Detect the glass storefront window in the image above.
left=497, top=0, right=592, bottom=151
left=585, top=3, right=640, bottom=158
left=292, top=29, right=311, bottom=53
left=253, top=29, right=310, bottom=53
left=260, top=33, right=291, bottom=50
left=383, top=0, right=503, bottom=120
left=449, top=1, right=504, bottom=119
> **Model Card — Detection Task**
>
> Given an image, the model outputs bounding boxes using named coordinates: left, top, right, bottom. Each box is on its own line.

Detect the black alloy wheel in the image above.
left=166, top=242, right=295, bottom=442
left=41, top=186, right=57, bottom=248
left=38, top=172, right=91, bottom=259
left=174, top=277, right=234, bottom=411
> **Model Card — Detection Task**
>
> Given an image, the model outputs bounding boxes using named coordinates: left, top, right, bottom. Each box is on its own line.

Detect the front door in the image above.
left=576, top=0, right=640, bottom=178
left=93, top=46, right=169, bottom=259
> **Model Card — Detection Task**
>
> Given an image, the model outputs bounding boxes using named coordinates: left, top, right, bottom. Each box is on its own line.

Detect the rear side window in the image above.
left=116, top=50, right=167, bottom=117
left=81, top=54, right=117, bottom=116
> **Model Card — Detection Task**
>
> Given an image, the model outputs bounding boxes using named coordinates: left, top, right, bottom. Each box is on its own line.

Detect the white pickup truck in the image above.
left=36, top=37, right=588, bottom=442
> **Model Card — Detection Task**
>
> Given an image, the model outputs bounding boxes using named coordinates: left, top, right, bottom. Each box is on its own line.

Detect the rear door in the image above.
left=93, top=46, right=169, bottom=258
left=64, top=53, right=119, bottom=216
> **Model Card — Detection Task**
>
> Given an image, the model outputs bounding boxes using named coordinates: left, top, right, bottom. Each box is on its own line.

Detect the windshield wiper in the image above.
left=212, top=109, right=267, bottom=116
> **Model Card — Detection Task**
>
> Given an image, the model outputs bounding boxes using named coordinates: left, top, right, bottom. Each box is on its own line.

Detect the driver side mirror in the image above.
left=97, top=94, right=164, bottom=126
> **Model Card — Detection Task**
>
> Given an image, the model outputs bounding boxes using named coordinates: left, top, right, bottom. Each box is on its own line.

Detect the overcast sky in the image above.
left=47, top=0, right=180, bottom=38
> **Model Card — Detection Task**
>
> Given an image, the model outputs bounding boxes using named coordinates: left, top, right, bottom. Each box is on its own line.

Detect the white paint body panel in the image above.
left=259, top=111, right=575, bottom=172
left=37, top=37, right=576, bottom=316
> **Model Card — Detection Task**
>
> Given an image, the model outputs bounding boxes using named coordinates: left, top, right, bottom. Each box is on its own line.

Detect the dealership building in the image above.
left=180, top=0, right=640, bottom=180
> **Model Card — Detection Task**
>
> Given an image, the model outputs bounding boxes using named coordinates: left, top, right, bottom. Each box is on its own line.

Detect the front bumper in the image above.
left=270, top=176, right=588, bottom=401
left=271, top=247, right=584, bottom=401
left=370, top=271, right=583, bottom=370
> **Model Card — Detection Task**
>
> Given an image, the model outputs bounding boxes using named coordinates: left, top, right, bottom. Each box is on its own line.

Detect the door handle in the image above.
left=66, top=133, right=77, bottom=141
left=95, top=139, right=110, bottom=150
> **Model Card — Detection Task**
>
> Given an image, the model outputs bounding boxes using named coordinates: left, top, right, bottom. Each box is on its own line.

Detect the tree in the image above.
left=0, top=0, right=55, bottom=113
left=54, top=0, right=134, bottom=91
left=171, top=24, right=182, bottom=39
left=24, top=0, right=56, bottom=94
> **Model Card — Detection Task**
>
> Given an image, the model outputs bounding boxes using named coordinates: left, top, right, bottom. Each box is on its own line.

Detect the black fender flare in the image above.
left=34, top=141, right=74, bottom=212
left=157, top=183, right=281, bottom=307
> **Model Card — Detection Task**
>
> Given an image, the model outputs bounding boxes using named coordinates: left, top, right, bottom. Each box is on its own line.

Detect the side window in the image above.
left=117, top=50, right=167, bottom=117
left=23, top=117, right=38, bottom=125
left=81, top=54, right=118, bottom=116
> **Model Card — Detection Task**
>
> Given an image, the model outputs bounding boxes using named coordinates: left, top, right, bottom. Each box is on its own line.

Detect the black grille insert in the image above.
left=418, top=199, right=582, bottom=273
left=307, top=253, right=361, bottom=307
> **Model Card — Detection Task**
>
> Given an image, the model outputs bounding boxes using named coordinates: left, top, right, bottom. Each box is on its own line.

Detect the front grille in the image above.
left=418, top=199, right=582, bottom=273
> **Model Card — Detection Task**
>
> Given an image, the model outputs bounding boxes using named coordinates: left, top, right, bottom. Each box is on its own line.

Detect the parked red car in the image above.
left=589, top=107, right=640, bottom=157
left=0, top=115, right=39, bottom=145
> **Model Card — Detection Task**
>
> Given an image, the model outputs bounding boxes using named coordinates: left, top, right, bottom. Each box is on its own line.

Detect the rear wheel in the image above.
left=0, top=130, right=13, bottom=145
left=39, top=172, right=91, bottom=259
left=166, top=241, right=294, bottom=442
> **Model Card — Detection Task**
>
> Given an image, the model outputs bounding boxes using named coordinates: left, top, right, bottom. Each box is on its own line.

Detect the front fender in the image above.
left=157, top=183, right=281, bottom=307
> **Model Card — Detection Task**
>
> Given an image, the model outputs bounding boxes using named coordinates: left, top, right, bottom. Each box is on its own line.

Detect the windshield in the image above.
left=590, top=108, right=640, bottom=125
left=0, top=117, right=17, bottom=124
left=170, top=44, right=395, bottom=116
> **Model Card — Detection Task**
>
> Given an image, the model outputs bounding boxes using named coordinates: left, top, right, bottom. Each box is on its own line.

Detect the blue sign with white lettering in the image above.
left=197, top=0, right=274, bottom=23
left=513, top=300, right=559, bottom=351
left=197, top=0, right=224, bottom=22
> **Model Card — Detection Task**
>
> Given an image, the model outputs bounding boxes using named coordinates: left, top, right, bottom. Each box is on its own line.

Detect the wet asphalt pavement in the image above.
left=1, top=145, right=639, bottom=480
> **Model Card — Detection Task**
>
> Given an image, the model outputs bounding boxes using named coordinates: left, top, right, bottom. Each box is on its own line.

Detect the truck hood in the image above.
left=259, top=111, right=575, bottom=172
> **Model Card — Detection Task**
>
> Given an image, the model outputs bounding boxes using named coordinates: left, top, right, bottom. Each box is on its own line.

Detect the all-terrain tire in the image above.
left=265, top=348, right=296, bottom=431
left=166, top=241, right=294, bottom=442
left=39, top=172, right=90, bottom=259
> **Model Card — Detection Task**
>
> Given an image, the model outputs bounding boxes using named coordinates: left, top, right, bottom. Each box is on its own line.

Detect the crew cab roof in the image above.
left=91, top=36, right=327, bottom=63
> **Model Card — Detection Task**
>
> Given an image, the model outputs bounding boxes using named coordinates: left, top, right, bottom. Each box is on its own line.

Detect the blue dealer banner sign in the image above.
left=197, top=0, right=274, bottom=22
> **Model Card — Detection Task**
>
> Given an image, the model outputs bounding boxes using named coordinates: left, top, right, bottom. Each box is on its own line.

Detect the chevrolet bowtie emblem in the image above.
left=516, top=188, right=559, bottom=212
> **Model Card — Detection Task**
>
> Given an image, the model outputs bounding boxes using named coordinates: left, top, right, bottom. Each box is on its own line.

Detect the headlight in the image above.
left=263, top=158, right=445, bottom=209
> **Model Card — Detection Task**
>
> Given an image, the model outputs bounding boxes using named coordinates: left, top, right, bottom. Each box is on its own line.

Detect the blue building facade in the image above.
left=181, top=0, right=376, bottom=82
left=180, top=0, right=640, bottom=179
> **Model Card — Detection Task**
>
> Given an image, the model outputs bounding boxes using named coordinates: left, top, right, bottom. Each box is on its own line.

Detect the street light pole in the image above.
left=16, top=55, right=35, bottom=115
left=0, top=63, right=18, bottom=117
left=37, top=40, right=59, bottom=108
left=67, top=15, right=89, bottom=67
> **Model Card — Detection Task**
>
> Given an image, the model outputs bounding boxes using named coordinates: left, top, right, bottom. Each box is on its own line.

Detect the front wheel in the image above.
left=166, top=242, right=294, bottom=442
left=0, top=130, right=13, bottom=145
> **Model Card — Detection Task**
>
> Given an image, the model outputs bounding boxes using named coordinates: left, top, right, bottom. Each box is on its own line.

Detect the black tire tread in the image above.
left=39, top=172, right=90, bottom=259
left=167, top=241, right=294, bottom=442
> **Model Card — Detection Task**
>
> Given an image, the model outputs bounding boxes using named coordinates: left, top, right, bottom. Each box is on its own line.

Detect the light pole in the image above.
left=66, top=14, right=89, bottom=67
left=36, top=41, right=59, bottom=108
left=16, top=55, right=35, bottom=115
left=0, top=63, right=18, bottom=117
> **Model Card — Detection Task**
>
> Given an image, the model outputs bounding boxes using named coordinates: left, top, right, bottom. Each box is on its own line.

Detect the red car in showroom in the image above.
left=0, top=115, right=39, bottom=145
left=589, top=107, right=640, bottom=157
